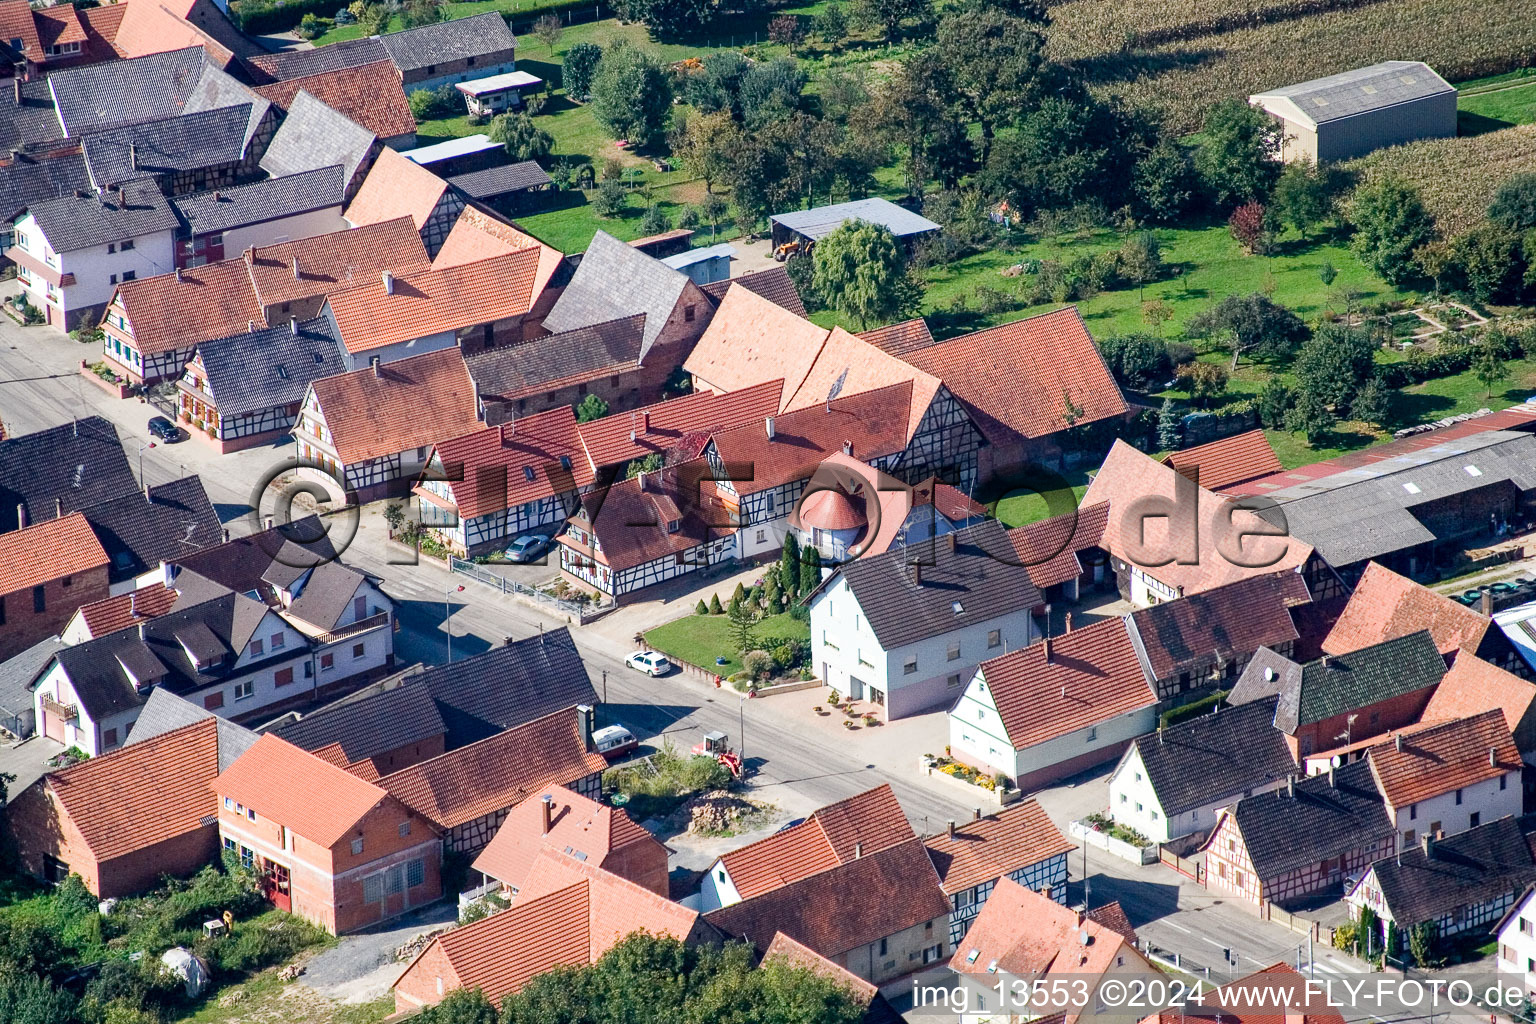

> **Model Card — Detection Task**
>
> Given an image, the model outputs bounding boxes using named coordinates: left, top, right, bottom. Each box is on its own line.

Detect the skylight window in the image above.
left=952, top=600, right=965, bottom=615
left=276, top=365, right=288, bottom=379
left=1465, top=465, right=1483, bottom=477
left=966, top=949, right=980, bottom=964
left=523, top=465, right=536, bottom=482
left=1403, top=482, right=1421, bottom=494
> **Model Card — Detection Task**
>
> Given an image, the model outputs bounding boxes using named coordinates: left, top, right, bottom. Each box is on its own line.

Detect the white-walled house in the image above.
left=1496, top=885, right=1536, bottom=994
left=950, top=618, right=1158, bottom=791
left=6, top=181, right=178, bottom=329
left=1108, top=697, right=1298, bottom=844
left=1367, top=710, right=1523, bottom=848
left=807, top=520, right=1040, bottom=720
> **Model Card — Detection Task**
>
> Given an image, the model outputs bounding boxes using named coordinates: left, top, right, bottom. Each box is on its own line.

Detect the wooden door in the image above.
left=262, top=859, right=292, bottom=912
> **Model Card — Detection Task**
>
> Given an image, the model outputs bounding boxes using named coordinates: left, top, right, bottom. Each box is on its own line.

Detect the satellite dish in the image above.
left=1330, top=754, right=1343, bottom=767
left=1078, top=929, right=1091, bottom=946
left=1263, top=667, right=1276, bottom=681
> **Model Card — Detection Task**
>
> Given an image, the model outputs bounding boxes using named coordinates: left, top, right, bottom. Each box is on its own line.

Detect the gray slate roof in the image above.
left=543, top=230, right=692, bottom=353
left=171, top=516, right=339, bottom=597
left=1221, top=759, right=1392, bottom=880
left=195, top=316, right=343, bottom=417
left=244, top=37, right=391, bottom=82
left=81, top=104, right=254, bottom=189
left=273, top=681, right=446, bottom=762
left=0, top=151, right=90, bottom=222
left=447, top=160, right=551, bottom=200
left=1227, top=646, right=1303, bottom=707
left=1272, top=630, right=1445, bottom=734
left=285, top=559, right=368, bottom=631
left=78, top=476, right=223, bottom=583
left=50, top=48, right=268, bottom=140
left=830, top=519, right=1042, bottom=651
left=26, top=178, right=178, bottom=252
left=1359, top=816, right=1536, bottom=928
left=0, top=77, right=67, bottom=154
left=770, top=197, right=939, bottom=242
left=700, top=265, right=807, bottom=318
left=1251, top=61, right=1454, bottom=127
left=378, top=12, right=516, bottom=75
left=465, top=314, right=644, bottom=402
left=125, top=687, right=257, bottom=771
left=1259, top=431, right=1536, bottom=568
left=171, top=166, right=345, bottom=237
left=0, top=416, right=137, bottom=533
left=259, top=90, right=377, bottom=191
left=0, top=635, right=66, bottom=719
left=1130, top=697, right=1297, bottom=817
left=403, top=627, right=597, bottom=747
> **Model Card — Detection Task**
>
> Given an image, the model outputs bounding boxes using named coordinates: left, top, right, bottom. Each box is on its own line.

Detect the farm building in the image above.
left=769, top=197, right=938, bottom=253
left=1249, top=61, right=1456, bottom=163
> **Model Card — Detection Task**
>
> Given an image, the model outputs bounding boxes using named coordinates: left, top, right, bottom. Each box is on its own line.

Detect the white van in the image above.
left=592, top=725, right=638, bottom=760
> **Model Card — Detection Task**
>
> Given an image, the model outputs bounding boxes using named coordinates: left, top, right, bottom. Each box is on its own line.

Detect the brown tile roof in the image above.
left=215, top=734, right=389, bottom=847
left=405, top=849, right=701, bottom=1005
left=34, top=4, right=86, bottom=49
left=309, top=348, right=480, bottom=465
left=699, top=265, right=807, bottom=318
left=705, top=837, right=949, bottom=959
left=1162, top=429, right=1283, bottom=493
left=560, top=468, right=712, bottom=573
left=704, top=381, right=916, bottom=497
left=575, top=379, right=783, bottom=474
left=1323, top=562, right=1493, bottom=657
left=434, top=205, right=565, bottom=296
left=344, top=146, right=447, bottom=229
left=1367, top=709, right=1519, bottom=809
left=75, top=582, right=179, bottom=637
left=325, top=249, right=541, bottom=355
left=309, top=741, right=382, bottom=781
left=116, top=258, right=265, bottom=356
left=0, top=512, right=108, bottom=595
left=905, top=308, right=1127, bottom=441
left=950, top=879, right=1133, bottom=983
left=1424, top=655, right=1536, bottom=741
left=922, top=799, right=1074, bottom=895
left=49, top=717, right=219, bottom=861
left=858, top=318, right=935, bottom=356
left=428, top=408, right=593, bottom=520
left=470, top=784, right=660, bottom=893
left=980, top=618, right=1156, bottom=751
left=784, top=326, right=940, bottom=442
left=1085, top=901, right=1136, bottom=944
left=1007, top=502, right=1111, bottom=589
left=1127, top=571, right=1312, bottom=682
left=1081, top=441, right=1314, bottom=597
left=762, top=932, right=879, bottom=1003
left=0, top=0, right=42, bottom=57
left=378, top=708, right=606, bottom=829
left=253, top=60, right=415, bottom=140
left=684, top=285, right=831, bottom=402
left=75, top=2, right=126, bottom=51
left=913, top=477, right=988, bottom=523
left=247, top=216, right=429, bottom=311
left=718, top=784, right=913, bottom=901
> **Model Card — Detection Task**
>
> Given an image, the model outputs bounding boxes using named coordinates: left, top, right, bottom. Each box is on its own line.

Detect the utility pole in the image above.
left=601, top=669, right=608, bottom=704
left=1082, top=836, right=1090, bottom=910
left=739, top=698, right=746, bottom=764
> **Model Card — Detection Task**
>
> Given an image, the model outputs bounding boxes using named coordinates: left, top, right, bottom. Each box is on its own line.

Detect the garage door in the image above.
left=41, top=708, right=64, bottom=743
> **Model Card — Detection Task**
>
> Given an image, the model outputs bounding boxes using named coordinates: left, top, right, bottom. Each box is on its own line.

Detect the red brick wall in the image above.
left=393, top=936, right=460, bottom=1012
left=601, top=837, right=670, bottom=898
left=0, top=565, right=109, bottom=662
left=6, top=780, right=100, bottom=892
left=367, top=734, right=446, bottom=776
left=96, top=828, right=219, bottom=899
left=1287, top=684, right=1436, bottom=760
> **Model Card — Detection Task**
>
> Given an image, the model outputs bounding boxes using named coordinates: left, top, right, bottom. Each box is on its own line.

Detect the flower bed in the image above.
left=78, top=361, right=133, bottom=399
left=921, top=753, right=1007, bottom=792
left=1070, top=814, right=1157, bottom=865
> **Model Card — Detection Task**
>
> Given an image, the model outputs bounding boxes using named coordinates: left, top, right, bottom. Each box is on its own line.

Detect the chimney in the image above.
left=1286, top=774, right=1295, bottom=798
left=292, top=255, right=300, bottom=281
left=1483, top=590, right=1494, bottom=616
left=128, top=141, right=137, bottom=171
left=913, top=562, right=922, bottom=586
left=370, top=356, right=381, bottom=378
left=15, top=503, right=25, bottom=529
left=842, top=440, right=852, bottom=456
left=1491, top=746, right=1498, bottom=767
left=636, top=470, right=647, bottom=492
left=854, top=842, right=862, bottom=859
left=541, top=793, right=554, bottom=834
left=144, top=479, right=151, bottom=501
left=499, top=421, right=516, bottom=446
left=1175, top=584, right=1184, bottom=598
left=640, top=411, right=649, bottom=434
left=973, top=807, right=982, bottom=820
left=174, top=268, right=182, bottom=283
left=247, top=320, right=255, bottom=333
left=1328, top=765, right=1336, bottom=788
left=946, top=820, right=956, bottom=839
left=1286, top=1011, right=1306, bottom=1024
left=947, top=532, right=957, bottom=553
left=12, top=77, right=18, bottom=106
left=55, top=496, right=63, bottom=519
left=1076, top=909, right=1085, bottom=926
left=764, top=416, right=775, bottom=440
left=1322, top=654, right=1332, bottom=669
left=222, top=527, right=229, bottom=542
left=1041, top=885, right=1052, bottom=901
left=381, top=270, right=394, bottom=295
left=1422, top=832, right=1434, bottom=859
left=212, top=190, right=220, bottom=202
left=1044, top=635, right=1052, bottom=663
left=1395, top=733, right=1404, bottom=752
left=129, top=590, right=137, bottom=617
left=289, top=317, right=298, bottom=336
left=1065, top=611, right=1074, bottom=633
left=576, top=703, right=594, bottom=747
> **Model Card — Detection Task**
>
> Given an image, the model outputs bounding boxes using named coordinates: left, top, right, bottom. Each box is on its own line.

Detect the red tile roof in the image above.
left=1162, top=429, right=1283, bottom=493
left=1322, top=562, right=1492, bottom=657
left=432, top=205, right=565, bottom=297
left=574, top=380, right=783, bottom=474
left=1424, top=655, right=1536, bottom=741
left=378, top=708, right=606, bottom=829
left=111, top=0, right=235, bottom=66
left=401, top=850, right=701, bottom=1006
left=34, top=4, right=85, bottom=49
left=922, top=799, right=1074, bottom=895
left=1367, top=709, right=1519, bottom=809
left=1081, top=441, right=1313, bottom=596
left=344, top=146, right=448, bottom=229
left=75, top=582, right=179, bottom=638
left=253, top=60, right=416, bottom=140
left=858, top=318, right=935, bottom=356
left=704, top=381, right=916, bottom=497
left=979, top=618, right=1156, bottom=751
left=784, top=326, right=940, bottom=442
left=798, top=486, right=867, bottom=531
left=685, top=285, right=832, bottom=401
left=245, top=217, right=429, bottom=312
left=470, top=785, right=661, bottom=894
left=0, top=0, right=42, bottom=58
left=718, top=784, right=913, bottom=901
left=913, top=477, right=988, bottom=523
left=215, top=734, right=389, bottom=848
left=116, top=259, right=265, bottom=356
left=0, top=512, right=108, bottom=595
left=428, top=408, right=592, bottom=520
left=309, top=348, right=481, bottom=465
left=324, top=249, right=542, bottom=355
left=559, top=467, right=712, bottom=573
left=1007, top=502, right=1111, bottom=589
left=951, top=879, right=1136, bottom=981
left=762, top=932, right=879, bottom=1003
left=309, top=741, right=382, bottom=781
left=705, top=837, right=948, bottom=959
left=49, top=718, right=219, bottom=861
left=904, top=307, right=1128, bottom=440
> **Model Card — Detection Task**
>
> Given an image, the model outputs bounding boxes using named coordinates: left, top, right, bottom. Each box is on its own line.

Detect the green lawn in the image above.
left=1458, top=73, right=1536, bottom=133
left=991, top=468, right=1092, bottom=528
left=645, top=611, right=809, bottom=676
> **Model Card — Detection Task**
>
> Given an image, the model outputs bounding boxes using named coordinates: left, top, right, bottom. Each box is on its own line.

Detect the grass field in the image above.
left=644, top=611, right=809, bottom=676
left=990, top=468, right=1091, bottom=527
left=1458, top=74, right=1536, bottom=133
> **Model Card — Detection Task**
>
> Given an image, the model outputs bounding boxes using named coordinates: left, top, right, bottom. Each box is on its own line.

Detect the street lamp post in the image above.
left=739, top=697, right=746, bottom=765
left=137, top=440, right=156, bottom=486
left=445, top=584, right=464, bottom=662
left=602, top=669, right=608, bottom=704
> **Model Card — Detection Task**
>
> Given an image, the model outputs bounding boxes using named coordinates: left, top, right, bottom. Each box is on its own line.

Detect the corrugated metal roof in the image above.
left=770, top=197, right=939, bottom=240
left=660, top=242, right=737, bottom=268
left=400, top=133, right=503, bottom=165
left=1251, top=60, right=1453, bottom=127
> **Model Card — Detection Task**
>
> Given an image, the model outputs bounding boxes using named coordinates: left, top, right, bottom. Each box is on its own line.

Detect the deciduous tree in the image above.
left=850, top=0, right=931, bottom=41
left=811, top=220, right=922, bottom=330
left=488, top=112, right=552, bottom=161
left=1185, top=292, right=1309, bottom=368
left=1194, top=98, right=1283, bottom=208
left=589, top=42, right=672, bottom=146
left=562, top=42, right=603, bottom=102
left=1347, top=176, right=1435, bottom=286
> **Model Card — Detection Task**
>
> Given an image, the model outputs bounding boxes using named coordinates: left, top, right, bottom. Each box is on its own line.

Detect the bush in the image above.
left=1258, top=379, right=1293, bottom=429
left=1099, top=333, right=1173, bottom=390
left=592, top=178, right=628, bottom=219
left=695, top=599, right=708, bottom=615
left=297, top=12, right=322, bottom=38
left=742, top=650, right=772, bottom=680
left=709, top=593, right=723, bottom=614
left=209, top=915, right=330, bottom=974
left=563, top=42, right=604, bottom=103
left=1160, top=690, right=1228, bottom=727
left=770, top=641, right=802, bottom=670
left=640, top=203, right=670, bottom=235
left=408, top=84, right=461, bottom=121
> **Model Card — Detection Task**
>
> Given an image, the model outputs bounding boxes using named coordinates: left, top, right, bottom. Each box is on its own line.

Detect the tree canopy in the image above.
left=589, top=42, right=673, bottom=147
left=811, top=219, right=922, bottom=330
left=1194, top=98, right=1283, bottom=208
left=1347, top=176, right=1435, bottom=286
left=1185, top=292, right=1309, bottom=368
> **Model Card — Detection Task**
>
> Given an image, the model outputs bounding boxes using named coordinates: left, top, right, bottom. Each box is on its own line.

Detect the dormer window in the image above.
left=667, top=519, right=680, bottom=533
